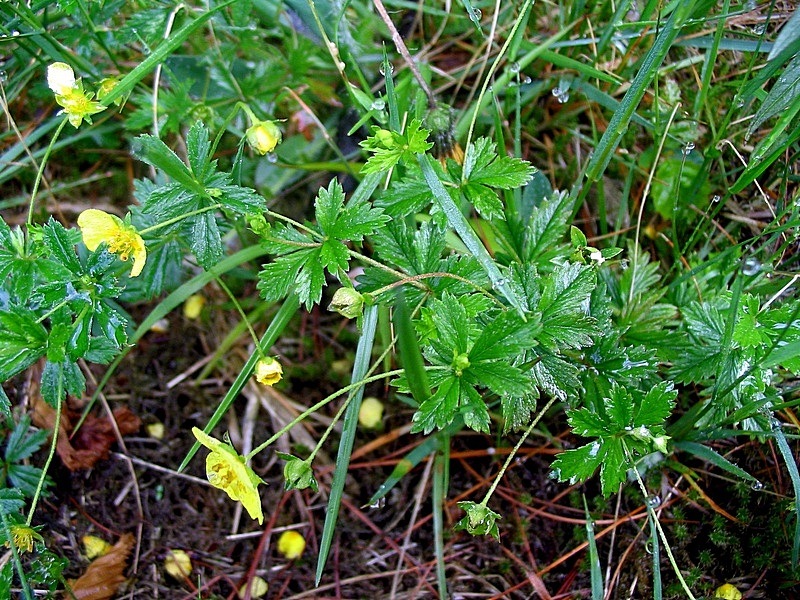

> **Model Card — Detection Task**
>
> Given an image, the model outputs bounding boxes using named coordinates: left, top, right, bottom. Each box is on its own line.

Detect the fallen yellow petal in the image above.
left=277, top=530, right=305, bottom=560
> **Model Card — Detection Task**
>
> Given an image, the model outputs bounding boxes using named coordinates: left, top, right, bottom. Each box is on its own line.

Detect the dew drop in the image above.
left=750, top=480, right=764, bottom=491
left=370, top=497, right=386, bottom=509
left=486, top=447, right=496, bottom=455
left=682, top=141, right=696, bottom=155
left=379, top=63, right=394, bottom=76
left=371, top=99, right=386, bottom=111
left=647, top=495, right=662, bottom=508
left=548, top=469, right=561, bottom=481
left=0, top=71, right=7, bottom=84
left=712, top=194, right=721, bottom=203
left=742, top=257, right=761, bottom=276
left=470, top=7, right=482, bottom=20
left=551, top=85, right=570, bottom=104
left=266, top=152, right=278, bottom=164
left=509, top=61, right=520, bottom=74
left=493, top=277, right=508, bottom=288
left=522, top=76, right=532, bottom=85
left=619, top=259, right=629, bottom=270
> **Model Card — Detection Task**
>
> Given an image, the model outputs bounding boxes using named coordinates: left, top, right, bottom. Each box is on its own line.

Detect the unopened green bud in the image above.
left=374, top=128, right=395, bottom=148
left=328, top=287, right=364, bottom=319
left=453, top=352, right=470, bottom=375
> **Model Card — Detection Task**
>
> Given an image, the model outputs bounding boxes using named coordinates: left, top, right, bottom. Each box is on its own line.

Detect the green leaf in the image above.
left=524, top=190, right=574, bottom=265
left=0, top=386, right=9, bottom=419
left=460, top=384, right=491, bottom=433
left=501, top=393, right=538, bottom=433
left=605, top=384, right=634, bottom=429
left=0, top=308, right=48, bottom=381
left=41, top=218, right=82, bottom=275
left=258, top=248, right=325, bottom=310
left=40, top=360, right=85, bottom=407
left=551, top=441, right=606, bottom=484
left=4, top=415, right=48, bottom=463
left=470, top=310, right=541, bottom=362
left=537, top=263, right=598, bottom=350
left=374, top=169, right=433, bottom=218
left=462, top=138, right=536, bottom=190
left=186, top=121, right=214, bottom=181
left=132, top=134, right=204, bottom=195
left=0, top=488, right=25, bottom=516
left=635, top=382, right=677, bottom=427
left=411, top=377, right=460, bottom=434
left=360, top=119, right=433, bottom=174
left=189, top=211, right=224, bottom=270
left=316, top=178, right=389, bottom=242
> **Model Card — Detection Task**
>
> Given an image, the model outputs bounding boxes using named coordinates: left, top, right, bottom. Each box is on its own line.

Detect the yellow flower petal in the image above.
left=246, top=120, right=282, bottom=155
left=82, top=535, right=112, bottom=559
left=238, top=576, right=269, bottom=599
left=192, top=427, right=264, bottom=524
left=277, top=530, right=305, bottom=560
left=358, top=397, right=384, bottom=429
left=47, top=62, right=76, bottom=95
left=77, top=209, right=147, bottom=277
left=183, top=294, right=206, bottom=319
left=714, top=583, right=742, bottom=600
left=164, top=549, right=192, bottom=579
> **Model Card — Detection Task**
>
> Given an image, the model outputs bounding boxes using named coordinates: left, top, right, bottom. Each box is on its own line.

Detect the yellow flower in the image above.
left=714, top=583, right=742, bottom=600
left=82, top=535, right=112, bottom=559
left=164, top=549, right=193, bottom=579
left=77, top=209, right=147, bottom=277
left=358, top=397, right=384, bottom=429
left=192, top=427, right=264, bottom=524
left=246, top=120, right=282, bottom=155
left=6, top=524, right=42, bottom=554
left=255, top=356, right=282, bottom=386
left=46, top=62, right=106, bottom=128
left=96, top=77, right=122, bottom=106
left=183, top=294, right=206, bottom=319
left=238, top=576, right=269, bottom=599
left=277, top=530, right=305, bottom=559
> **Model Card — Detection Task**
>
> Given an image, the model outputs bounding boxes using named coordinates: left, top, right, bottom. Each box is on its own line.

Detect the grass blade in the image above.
left=583, top=496, right=603, bottom=600
left=772, top=417, right=800, bottom=568
left=432, top=438, right=450, bottom=599
left=316, top=304, right=379, bottom=585
left=585, top=1, right=699, bottom=181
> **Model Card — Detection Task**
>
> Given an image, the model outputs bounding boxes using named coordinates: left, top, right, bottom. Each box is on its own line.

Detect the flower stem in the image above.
left=481, top=395, right=559, bottom=506
left=27, top=384, right=63, bottom=525
left=27, top=116, right=70, bottom=227
left=138, top=203, right=222, bottom=235
left=214, top=275, right=264, bottom=359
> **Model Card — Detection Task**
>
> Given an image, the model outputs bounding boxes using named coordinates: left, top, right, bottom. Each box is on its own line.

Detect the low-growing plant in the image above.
left=1, top=0, right=799, bottom=597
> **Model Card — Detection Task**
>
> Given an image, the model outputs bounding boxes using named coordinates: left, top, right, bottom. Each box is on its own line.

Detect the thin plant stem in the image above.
left=371, top=0, right=436, bottom=106
left=214, top=275, right=265, bottom=360
left=27, top=388, right=63, bottom=525
left=481, top=395, right=558, bottom=505
left=26, top=116, right=70, bottom=226
left=138, top=203, right=222, bottom=235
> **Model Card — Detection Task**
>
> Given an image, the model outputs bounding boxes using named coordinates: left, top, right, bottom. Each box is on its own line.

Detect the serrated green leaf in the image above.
left=42, top=218, right=82, bottom=275
left=462, top=137, right=535, bottom=189
left=411, top=377, right=460, bottom=434
left=430, top=293, right=471, bottom=354
left=455, top=501, right=501, bottom=540
left=189, top=211, right=224, bottom=270
left=0, top=488, right=25, bottom=516
left=501, top=393, right=538, bottom=433
left=186, top=121, right=214, bottom=180
left=598, top=440, right=627, bottom=496
left=635, top=382, right=677, bottom=427
left=4, top=415, right=47, bottom=463
left=132, top=134, right=204, bottom=195
left=0, top=308, right=48, bottom=381
left=568, top=408, right=609, bottom=438
left=316, top=178, right=389, bottom=243
left=461, top=384, right=491, bottom=433
left=605, top=384, right=634, bottom=429
left=0, top=386, right=10, bottom=418
left=525, top=190, right=574, bottom=265
left=257, top=250, right=317, bottom=305
left=374, top=171, right=433, bottom=218
left=218, top=184, right=265, bottom=215
left=360, top=119, right=433, bottom=174
left=537, top=263, right=597, bottom=350
left=467, top=362, right=532, bottom=398
left=552, top=441, right=606, bottom=483
left=470, top=310, right=541, bottom=362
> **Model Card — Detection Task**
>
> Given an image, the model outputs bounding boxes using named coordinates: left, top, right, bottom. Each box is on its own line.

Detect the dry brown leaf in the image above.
left=31, top=397, right=141, bottom=471
left=66, top=533, right=134, bottom=600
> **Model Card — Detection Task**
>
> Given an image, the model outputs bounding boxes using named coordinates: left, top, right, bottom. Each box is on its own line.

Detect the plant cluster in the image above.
left=1, top=0, right=799, bottom=597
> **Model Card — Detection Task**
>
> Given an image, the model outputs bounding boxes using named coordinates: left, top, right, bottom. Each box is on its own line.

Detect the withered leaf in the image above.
left=66, top=533, right=134, bottom=600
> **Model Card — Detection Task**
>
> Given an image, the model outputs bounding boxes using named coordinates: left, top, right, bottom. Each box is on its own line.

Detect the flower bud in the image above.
left=255, top=356, right=283, bottom=386
left=374, top=128, right=395, bottom=148
left=328, top=287, right=364, bottom=319
left=238, top=576, right=269, bottom=599
left=246, top=120, right=282, bottom=155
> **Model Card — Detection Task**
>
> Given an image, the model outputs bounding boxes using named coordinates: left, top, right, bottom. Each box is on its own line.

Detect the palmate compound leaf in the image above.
left=461, top=137, right=536, bottom=220
left=552, top=382, right=677, bottom=496
left=359, top=119, right=433, bottom=174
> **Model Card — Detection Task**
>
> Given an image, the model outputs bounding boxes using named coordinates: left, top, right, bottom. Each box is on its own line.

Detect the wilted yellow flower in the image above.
left=77, top=209, right=146, bottom=277
left=246, top=120, right=282, bottom=155
left=714, top=583, right=742, bottom=600
left=96, top=76, right=122, bottom=106
left=5, top=524, right=42, bottom=554
left=183, top=294, right=206, bottom=319
left=164, top=549, right=192, bottom=579
left=238, top=576, right=269, bottom=599
left=277, top=530, right=305, bottom=559
left=192, top=427, right=264, bottom=524
left=358, top=397, right=384, bottom=429
left=46, top=62, right=106, bottom=128
left=83, top=535, right=112, bottom=559
left=254, top=356, right=282, bottom=386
